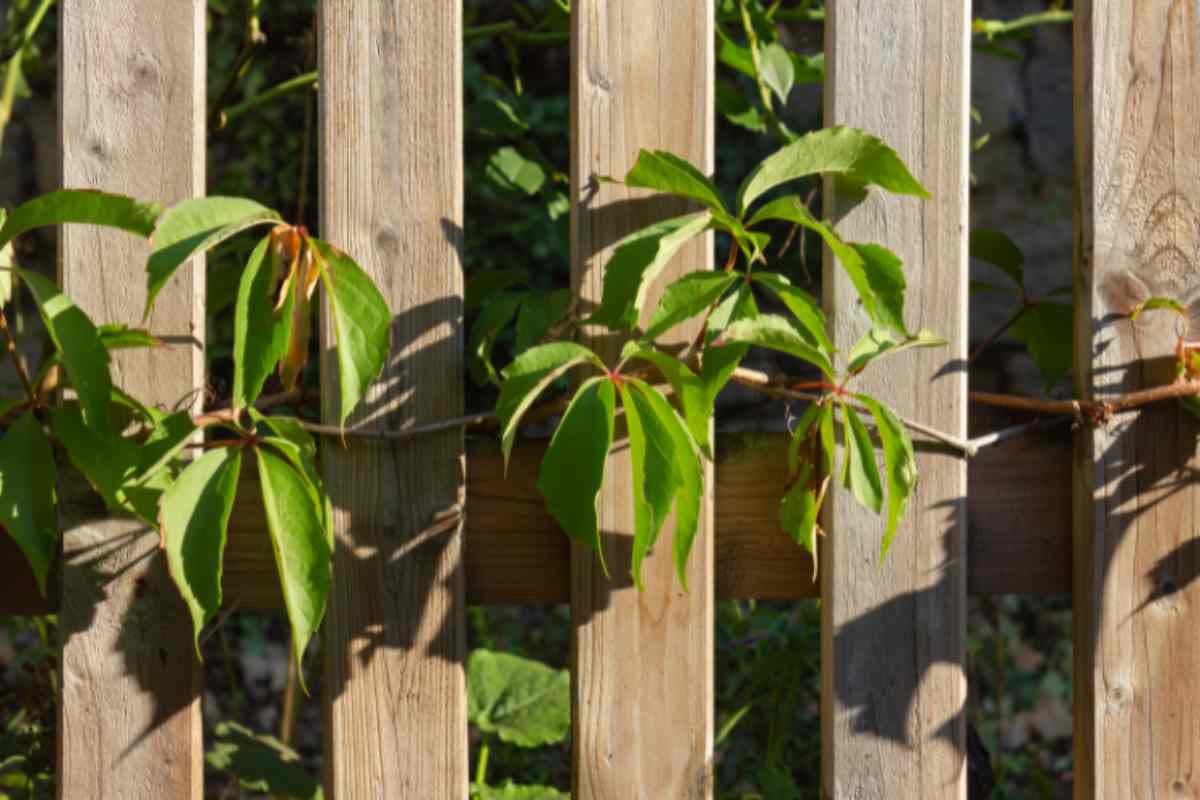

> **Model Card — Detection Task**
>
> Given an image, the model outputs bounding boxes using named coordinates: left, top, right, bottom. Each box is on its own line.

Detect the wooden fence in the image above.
left=1, top=0, right=1196, bottom=797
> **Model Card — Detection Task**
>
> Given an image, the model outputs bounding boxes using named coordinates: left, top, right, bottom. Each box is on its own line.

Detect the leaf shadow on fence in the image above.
left=319, top=293, right=468, bottom=694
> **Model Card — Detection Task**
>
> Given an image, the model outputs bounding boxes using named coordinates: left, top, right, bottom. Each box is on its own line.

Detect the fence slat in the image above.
left=318, top=2, right=468, bottom=796
left=1073, top=3, right=1200, bottom=796
left=821, top=4, right=970, bottom=798
left=570, top=3, right=714, bottom=797
left=56, top=2, right=206, bottom=797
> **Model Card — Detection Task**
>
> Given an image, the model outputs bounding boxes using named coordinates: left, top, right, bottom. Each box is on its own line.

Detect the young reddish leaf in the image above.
left=160, top=447, right=243, bottom=658
left=278, top=241, right=320, bottom=392
left=0, top=413, right=57, bottom=595
left=146, top=197, right=281, bottom=315
left=536, top=377, right=614, bottom=572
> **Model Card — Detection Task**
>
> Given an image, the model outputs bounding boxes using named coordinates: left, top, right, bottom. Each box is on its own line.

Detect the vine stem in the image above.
left=971, top=379, right=1200, bottom=420
left=968, top=304, right=1028, bottom=364
left=0, top=303, right=35, bottom=402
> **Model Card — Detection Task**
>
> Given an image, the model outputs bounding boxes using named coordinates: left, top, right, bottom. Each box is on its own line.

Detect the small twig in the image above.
left=193, top=389, right=303, bottom=430
left=300, top=411, right=495, bottom=442
left=0, top=303, right=35, bottom=402
left=208, top=0, right=266, bottom=130
left=218, top=70, right=317, bottom=128
left=968, top=304, right=1028, bottom=364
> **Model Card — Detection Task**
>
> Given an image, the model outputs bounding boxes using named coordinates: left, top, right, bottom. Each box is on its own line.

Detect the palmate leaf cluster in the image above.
left=0, top=192, right=391, bottom=688
left=495, top=126, right=945, bottom=587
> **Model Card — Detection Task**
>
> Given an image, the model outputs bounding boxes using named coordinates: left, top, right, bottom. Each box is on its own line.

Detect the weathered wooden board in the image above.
left=822, top=4, right=970, bottom=798
left=570, top=1, right=715, bottom=796
left=1073, top=3, right=1200, bottom=796
left=318, top=1, right=468, bottom=796
left=56, top=2, right=206, bottom=798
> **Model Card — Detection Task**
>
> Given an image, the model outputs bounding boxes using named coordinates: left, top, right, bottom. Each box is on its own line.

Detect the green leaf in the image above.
left=466, top=268, right=528, bottom=313
left=17, top=269, right=113, bottom=434
left=470, top=292, right=524, bottom=385
left=847, top=327, right=946, bottom=374
left=250, top=410, right=331, bottom=542
left=160, top=447, right=242, bottom=658
left=206, top=721, right=323, bottom=800
left=759, top=41, right=794, bottom=105
left=0, top=413, right=57, bottom=595
left=0, top=189, right=161, bottom=252
left=746, top=195, right=908, bottom=335
left=1010, top=302, right=1074, bottom=392
left=785, top=401, right=824, bottom=475
left=705, top=278, right=758, bottom=341
left=621, top=341, right=712, bottom=458
left=146, top=197, right=281, bottom=315
left=496, top=342, right=602, bottom=468
left=645, top=271, right=738, bottom=341
left=515, top=288, right=572, bottom=354
left=619, top=379, right=685, bottom=589
left=256, top=447, right=333, bottom=693
left=311, top=238, right=392, bottom=427
left=537, top=378, right=614, bottom=567
left=588, top=211, right=713, bottom=330
left=470, top=97, right=529, bottom=136
left=486, top=147, right=546, bottom=195
left=96, top=324, right=162, bottom=352
left=722, top=314, right=836, bottom=378
left=716, top=80, right=767, bottom=134
left=856, top=394, right=917, bottom=560
left=969, top=229, right=1024, bottom=289
left=625, top=149, right=727, bottom=215
left=737, top=126, right=929, bottom=215
left=841, top=403, right=883, bottom=515
left=1130, top=296, right=1187, bottom=321
left=628, top=377, right=703, bottom=588
left=780, top=463, right=820, bottom=565
left=751, top=271, right=833, bottom=355
left=467, top=650, right=570, bottom=748
left=232, top=236, right=293, bottom=410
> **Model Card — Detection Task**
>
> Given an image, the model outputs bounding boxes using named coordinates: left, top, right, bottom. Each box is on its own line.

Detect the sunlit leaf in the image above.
left=146, top=197, right=281, bottom=315
left=759, top=41, right=794, bottom=105
left=0, top=189, right=161, bottom=252
left=232, top=236, right=293, bottom=410
left=645, top=271, right=738, bottom=341
left=486, top=147, right=546, bottom=196
left=160, top=447, right=242, bottom=658
left=621, top=341, right=712, bottom=458
left=847, top=327, right=946, bottom=374
left=722, top=314, right=836, bottom=378
left=857, top=394, right=917, bottom=560
left=0, top=413, right=56, bottom=595
left=751, top=271, right=833, bottom=355
left=841, top=402, right=883, bottom=515
left=625, top=149, right=727, bottom=215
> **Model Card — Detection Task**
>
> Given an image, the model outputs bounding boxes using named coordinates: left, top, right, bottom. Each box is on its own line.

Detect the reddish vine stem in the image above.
left=970, top=379, right=1200, bottom=420
left=0, top=303, right=35, bottom=402
left=968, top=304, right=1028, bottom=364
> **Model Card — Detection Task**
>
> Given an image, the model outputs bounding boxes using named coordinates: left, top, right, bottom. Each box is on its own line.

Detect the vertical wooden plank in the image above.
left=56, top=1, right=205, bottom=798
left=820, top=3, right=970, bottom=798
left=318, top=2, right=468, bottom=797
left=570, top=3, right=714, bottom=797
left=1073, top=3, right=1200, bottom=797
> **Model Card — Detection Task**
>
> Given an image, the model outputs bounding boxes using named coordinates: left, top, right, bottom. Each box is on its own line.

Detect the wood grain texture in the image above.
left=821, top=4, right=970, bottom=798
left=570, top=2, right=714, bottom=796
left=1073, top=3, right=1200, bottom=797
left=318, top=2, right=468, bottom=797
left=56, top=2, right=205, bottom=798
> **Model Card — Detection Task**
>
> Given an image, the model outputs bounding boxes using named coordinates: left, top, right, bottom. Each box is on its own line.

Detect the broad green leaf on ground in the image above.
left=476, top=783, right=568, bottom=800
left=847, top=327, right=947, bottom=374
left=496, top=342, right=602, bottom=467
left=0, top=413, right=56, bottom=595
left=759, top=41, right=795, bottom=105
left=256, top=447, right=332, bottom=693
left=536, top=378, right=614, bottom=567
left=0, top=190, right=161, bottom=252
left=746, top=195, right=908, bottom=335
left=722, top=314, right=836, bottom=378
left=618, top=380, right=685, bottom=589
left=625, top=149, right=727, bottom=215
left=146, top=197, right=280, bottom=315
left=969, top=229, right=1024, bottom=289
left=486, top=147, right=546, bottom=195
left=857, top=394, right=917, bottom=560
left=470, top=292, right=524, bottom=385
left=17, top=269, right=112, bottom=434
left=515, top=289, right=572, bottom=354
left=621, top=341, right=712, bottom=457
left=587, top=211, right=712, bottom=330
left=467, top=649, right=570, bottom=748
left=751, top=271, right=833, bottom=354
left=160, top=447, right=242, bottom=658
left=628, top=377, right=702, bottom=588
left=1130, top=296, right=1187, bottom=321
left=233, top=236, right=293, bottom=410
left=841, top=403, right=883, bottom=515
left=736, top=126, right=929, bottom=215
left=466, top=268, right=528, bottom=313
left=311, top=238, right=392, bottom=427
left=207, top=721, right=322, bottom=800
left=1010, top=302, right=1073, bottom=392
left=645, top=271, right=739, bottom=341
